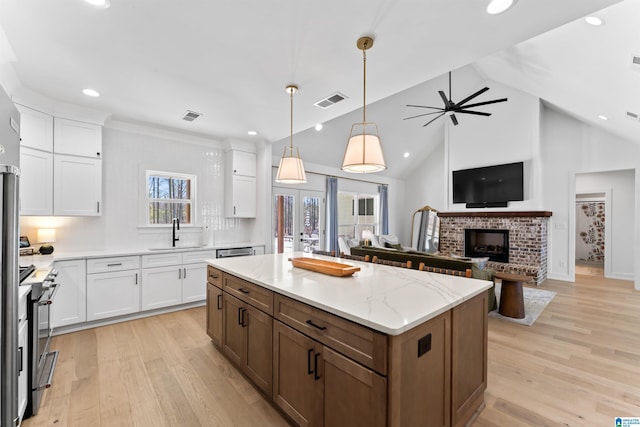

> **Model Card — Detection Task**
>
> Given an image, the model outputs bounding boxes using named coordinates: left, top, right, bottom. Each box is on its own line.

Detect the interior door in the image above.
left=273, top=188, right=324, bottom=254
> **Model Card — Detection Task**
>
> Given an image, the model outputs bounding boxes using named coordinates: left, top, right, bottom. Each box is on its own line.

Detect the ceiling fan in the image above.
left=404, top=71, right=508, bottom=127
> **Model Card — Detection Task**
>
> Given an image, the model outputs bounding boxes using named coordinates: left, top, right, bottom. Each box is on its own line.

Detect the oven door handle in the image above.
left=39, top=282, right=60, bottom=305
left=36, top=350, right=59, bottom=390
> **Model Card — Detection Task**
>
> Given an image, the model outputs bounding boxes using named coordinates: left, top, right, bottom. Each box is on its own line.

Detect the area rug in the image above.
left=489, top=282, right=556, bottom=326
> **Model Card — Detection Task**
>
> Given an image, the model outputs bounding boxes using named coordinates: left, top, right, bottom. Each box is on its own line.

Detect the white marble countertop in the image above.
left=207, top=252, right=492, bottom=336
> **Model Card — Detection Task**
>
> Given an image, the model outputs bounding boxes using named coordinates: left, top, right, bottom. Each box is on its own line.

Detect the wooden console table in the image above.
left=494, top=272, right=530, bottom=319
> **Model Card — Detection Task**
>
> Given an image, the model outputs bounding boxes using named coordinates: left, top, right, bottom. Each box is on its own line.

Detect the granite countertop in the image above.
left=207, top=252, right=492, bottom=336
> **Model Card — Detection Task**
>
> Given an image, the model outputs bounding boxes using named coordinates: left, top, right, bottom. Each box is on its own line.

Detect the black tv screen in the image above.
left=453, top=162, right=524, bottom=207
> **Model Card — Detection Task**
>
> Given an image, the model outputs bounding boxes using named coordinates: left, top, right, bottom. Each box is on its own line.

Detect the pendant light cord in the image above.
left=362, top=40, right=367, bottom=124
left=290, top=87, right=294, bottom=150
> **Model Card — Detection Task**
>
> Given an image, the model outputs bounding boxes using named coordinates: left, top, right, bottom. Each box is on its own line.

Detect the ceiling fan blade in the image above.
left=422, top=112, right=446, bottom=127
left=438, top=91, right=450, bottom=106
left=456, top=87, right=490, bottom=107
left=458, top=98, right=508, bottom=109
left=456, top=110, right=491, bottom=116
left=450, top=114, right=458, bottom=126
left=403, top=111, right=447, bottom=120
left=406, top=104, right=445, bottom=111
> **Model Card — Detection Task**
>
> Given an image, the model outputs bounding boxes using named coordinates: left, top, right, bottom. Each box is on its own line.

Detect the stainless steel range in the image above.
left=20, top=266, right=59, bottom=418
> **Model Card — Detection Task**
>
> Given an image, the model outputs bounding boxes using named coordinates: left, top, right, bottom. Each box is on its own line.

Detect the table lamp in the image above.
left=37, top=228, right=56, bottom=255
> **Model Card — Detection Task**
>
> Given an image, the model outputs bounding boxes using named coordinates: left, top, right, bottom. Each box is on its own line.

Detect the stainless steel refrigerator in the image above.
left=0, top=83, right=21, bottom=427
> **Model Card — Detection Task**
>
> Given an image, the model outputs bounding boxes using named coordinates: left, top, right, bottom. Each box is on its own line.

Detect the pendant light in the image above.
left=341, top=36, right=386, bottom=173
left=276, top=84, right=307, bottom=184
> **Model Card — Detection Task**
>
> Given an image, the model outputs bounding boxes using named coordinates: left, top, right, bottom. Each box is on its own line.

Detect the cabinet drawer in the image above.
left=142, top=252, right=182, bottom=268
left=182, top=250, right=216, bottom=264
left=274, top=294, right=387, bottom=375
left=87, top=256, right=140, bottom=274
left=223, top=273, right=273, bottom=316
left=207, top=266, right=223, bottom=288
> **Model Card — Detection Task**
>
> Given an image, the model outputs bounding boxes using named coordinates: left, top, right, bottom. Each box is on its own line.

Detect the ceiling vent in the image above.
left=314, top=92, right=348, bottom=109
left=626, top=111, right=640, bottom=122
left=182, top=110, right=202, bottom=122
left=631, top=54, right=640, bottom=71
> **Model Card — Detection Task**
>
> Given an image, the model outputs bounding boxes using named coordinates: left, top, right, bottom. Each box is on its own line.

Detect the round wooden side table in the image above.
left=494, top=272, right=530, bottom=319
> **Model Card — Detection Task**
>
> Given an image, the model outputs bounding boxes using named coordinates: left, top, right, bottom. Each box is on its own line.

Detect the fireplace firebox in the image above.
left=465, top=229, right=509, bottom=263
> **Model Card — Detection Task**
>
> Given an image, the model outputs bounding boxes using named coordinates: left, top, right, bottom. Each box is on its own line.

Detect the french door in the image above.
left=273, top=188, right=324, bottom=254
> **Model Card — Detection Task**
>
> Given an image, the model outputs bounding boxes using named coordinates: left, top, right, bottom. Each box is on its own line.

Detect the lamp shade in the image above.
left=276, top=146, right=307, bottom=183
left=37, top=228, right=56, bottom=243
left=341, top=123, right=386, bottom=173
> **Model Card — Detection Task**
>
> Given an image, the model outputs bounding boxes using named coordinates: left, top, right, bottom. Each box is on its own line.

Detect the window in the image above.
left=146, top=170, right=195, bottom=225
left=337, top=192, right=379, bottom=240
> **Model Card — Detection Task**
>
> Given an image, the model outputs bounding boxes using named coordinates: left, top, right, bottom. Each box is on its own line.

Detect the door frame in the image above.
left=272, top=187, right=325, bottom=254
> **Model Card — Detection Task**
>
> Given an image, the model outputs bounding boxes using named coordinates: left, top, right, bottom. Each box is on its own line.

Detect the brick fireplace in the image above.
left=438, top=211, right=552, bottom=285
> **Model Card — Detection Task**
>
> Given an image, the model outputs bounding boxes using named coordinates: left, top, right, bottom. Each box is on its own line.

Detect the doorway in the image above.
left=273, top=188, right=324, bottom=254
left=575, top=193, right=605, bottom=277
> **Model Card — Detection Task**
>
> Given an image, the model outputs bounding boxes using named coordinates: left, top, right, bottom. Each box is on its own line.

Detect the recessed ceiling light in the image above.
left=84, top=0, right=110, bottom=8
left=247, top=131, right=258, bottom=136
left=82, top=88, right=100, bottom=97
left=403, top=152, right=410, bottom=158
left=486, top=0, right=516, bottom=15
left=585, top=16, right=604, bottom=26
left=314, top=123, right=323, bottom=131
left=598, top=115, right=608, bottom=121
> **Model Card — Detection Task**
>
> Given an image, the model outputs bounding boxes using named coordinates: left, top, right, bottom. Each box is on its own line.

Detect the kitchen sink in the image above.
left=147, top=245, right=207, bottom=251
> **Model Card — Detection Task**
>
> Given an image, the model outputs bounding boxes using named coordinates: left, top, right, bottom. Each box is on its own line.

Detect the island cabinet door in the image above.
left=321, top=347, right=387, bottom=427
left=244, top=303, right=273, bottom=397
left=222, top=293, right=245, bottom=367
left=206, top=283, right=223, bottom=347
left=273, top=321, right=323, bottom=427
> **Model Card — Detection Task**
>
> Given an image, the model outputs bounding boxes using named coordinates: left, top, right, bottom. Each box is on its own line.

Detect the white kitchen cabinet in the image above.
left=20, top=147, right=54, bottom=215
left=87, top=256, right=141, bottom=321
left=225, top=149, right=257, bottom=218
left=53, top=117, right=102, bottom=158
left=141, top=265, right=182, bottom=311
left=252, top=246, right=265, bottom=255
left=16, top=104, right=53, bottom=152
left=53, top=154, right=102, bottom=216
left=52, top=259, right=87, bottom=328
left=182, top=263, right=207, bottom=303
left=18, top=289, right=29, bottom=423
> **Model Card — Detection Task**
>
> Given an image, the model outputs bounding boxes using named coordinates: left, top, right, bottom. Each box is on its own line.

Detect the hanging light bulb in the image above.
left=276, top=84, right=307, bottom=183
left=341, top=36, right=386, bottom=173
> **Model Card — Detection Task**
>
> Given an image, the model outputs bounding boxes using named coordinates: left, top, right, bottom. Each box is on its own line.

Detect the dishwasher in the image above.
left=216, top=247, right=254, bottom=258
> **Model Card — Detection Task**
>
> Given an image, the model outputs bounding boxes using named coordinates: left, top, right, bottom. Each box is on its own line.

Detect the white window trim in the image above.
left=143, top=169, right=197, bottom=227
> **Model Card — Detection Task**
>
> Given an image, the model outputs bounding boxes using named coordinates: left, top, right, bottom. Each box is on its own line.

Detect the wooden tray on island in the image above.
left=289, top=257, right=361, bottom=277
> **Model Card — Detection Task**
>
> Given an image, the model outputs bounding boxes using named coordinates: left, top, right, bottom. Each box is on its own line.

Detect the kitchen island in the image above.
left=206, top=253, right=492, bottom=427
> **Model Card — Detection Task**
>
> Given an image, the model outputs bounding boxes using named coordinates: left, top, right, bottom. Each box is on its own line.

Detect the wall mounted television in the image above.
left=452, top=161, right=524, bottom=208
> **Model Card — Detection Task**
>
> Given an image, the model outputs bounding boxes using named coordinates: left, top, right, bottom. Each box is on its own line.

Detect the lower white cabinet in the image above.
left=182, top=263, right=207, bottom=303
left=52, top=259, right=87, bottom=327
left=252, top=246, right=265, bottom=256
left=87, top=269, right=140, bottom=321
left=18, top=315, right=28, bottom=421
left=141, top=265, right=182, bottom=311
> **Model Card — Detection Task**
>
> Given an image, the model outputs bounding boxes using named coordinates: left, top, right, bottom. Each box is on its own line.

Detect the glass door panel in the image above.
left=273, top=188, right=324, bottom=254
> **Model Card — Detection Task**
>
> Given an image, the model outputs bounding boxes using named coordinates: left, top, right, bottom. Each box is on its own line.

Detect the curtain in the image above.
left=326, top=176, right=339, bottom=253
left=378, top=184, right=389, bottom=235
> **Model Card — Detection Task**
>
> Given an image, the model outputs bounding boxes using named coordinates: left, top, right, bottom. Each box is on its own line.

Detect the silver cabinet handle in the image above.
left=97, top=201, right=100, bottom=213
left=107, top=263, right=122, bottom=267
left=179, top=268, right=182, bottom=279
left=135, top=273, right=138, bottom=285
left=183, top=268, right=187, bottom=278
left=37, top=350, right=59, bottom=390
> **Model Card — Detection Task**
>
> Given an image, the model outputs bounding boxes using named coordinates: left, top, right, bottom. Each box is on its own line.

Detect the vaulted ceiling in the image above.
left=1, top=0, right=633, bottom=179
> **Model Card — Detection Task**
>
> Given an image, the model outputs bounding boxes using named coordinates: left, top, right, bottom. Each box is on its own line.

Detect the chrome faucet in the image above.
left=172, top=217, right=180, bottom=247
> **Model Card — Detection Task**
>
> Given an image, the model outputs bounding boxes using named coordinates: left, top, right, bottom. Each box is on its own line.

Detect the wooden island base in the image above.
left=207, top=265, right=488, bottom=427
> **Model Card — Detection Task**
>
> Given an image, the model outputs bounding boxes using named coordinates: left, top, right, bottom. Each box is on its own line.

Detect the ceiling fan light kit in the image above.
left=276, top=84, right=307, bottom=184
left=341, top=36, right=387, bottom=174
left=404, top=71, right=508, bottom=127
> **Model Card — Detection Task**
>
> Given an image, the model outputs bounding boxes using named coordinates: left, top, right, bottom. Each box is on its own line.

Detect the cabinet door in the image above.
left=52, top=259, right=87, bottom=327
left=322, top=347, right=386, bottom=427
left=273, top=321, right=322, bottom=427
left=16, top=104, right=53, bottom=151
left=87, top=270, right=140, bottom=321
left=182, top=263, right=207, bottom=303
left=206, top=284, right=223, bottom=347
left=18, top=319, right=28, bottom=420
left=226, top=175, right=256, bottom=218
left=141, top=265, right=182, bottom=311
left=222, top=293, right=244, bottom=367
left=53, top=117, right=102, bottom=158
left=227, top=150, right=256, bottom=177
left=252, top=246, right=265, bottom=256
left=53, top=154, right=102, bottom=216
left=244, top=303, right=273, bottom=397
left=19, top=147, right=53, bottom=215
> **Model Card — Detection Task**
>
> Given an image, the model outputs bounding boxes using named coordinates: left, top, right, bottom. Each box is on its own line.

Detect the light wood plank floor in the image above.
left=24, top=275, right=640, bottom=427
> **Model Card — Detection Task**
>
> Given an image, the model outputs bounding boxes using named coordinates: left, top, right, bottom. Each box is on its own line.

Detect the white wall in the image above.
left=20, top=121, right=269, bottom=252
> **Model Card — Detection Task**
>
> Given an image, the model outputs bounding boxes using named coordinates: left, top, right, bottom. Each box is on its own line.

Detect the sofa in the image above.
left=350, top=246, right=497, bottom=311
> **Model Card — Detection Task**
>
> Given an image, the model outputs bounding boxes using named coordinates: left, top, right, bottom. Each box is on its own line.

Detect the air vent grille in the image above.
left=182, top=110, right=202, bottom=121
left=314, top=92, right=348, bottom=109
left=626, top=111, right=640, bottom=122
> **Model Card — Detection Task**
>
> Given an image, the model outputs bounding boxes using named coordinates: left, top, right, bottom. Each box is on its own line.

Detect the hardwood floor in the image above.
left=24, top=274, right=640, bottom=426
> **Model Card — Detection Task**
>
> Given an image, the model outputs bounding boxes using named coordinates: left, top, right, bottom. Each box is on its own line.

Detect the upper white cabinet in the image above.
left=224, top=149, right=257, bottom=218
left=16, top=104, right=53, bottom=152
left=54, top=154, right=102, bottom=216
left=20, top=147, right=54, bottom=216
left=53, top=117, right=102, bottom=158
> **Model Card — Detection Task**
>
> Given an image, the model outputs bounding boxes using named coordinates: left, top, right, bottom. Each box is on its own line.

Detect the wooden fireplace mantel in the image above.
left=438, top=211, right=552, bottom=218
